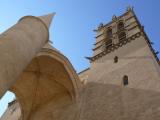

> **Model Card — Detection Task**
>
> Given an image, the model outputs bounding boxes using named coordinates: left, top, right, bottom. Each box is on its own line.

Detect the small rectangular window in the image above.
left=123, top=75, right=128, bottom=86
left=114, top=56, right=118, bottom=63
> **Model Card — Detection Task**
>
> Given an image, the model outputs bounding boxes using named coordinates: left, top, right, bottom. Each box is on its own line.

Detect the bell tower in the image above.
left=80, top=7, right=160, bottom=120
left=89, top=7, right=159, bottom=64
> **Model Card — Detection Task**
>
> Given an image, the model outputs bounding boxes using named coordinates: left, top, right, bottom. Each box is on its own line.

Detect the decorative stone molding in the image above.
left=90, top=32, right=141, bottom=62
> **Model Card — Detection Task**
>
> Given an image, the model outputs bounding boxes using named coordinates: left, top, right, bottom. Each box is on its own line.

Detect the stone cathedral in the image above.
left=0, top=7, right=160, bottom=120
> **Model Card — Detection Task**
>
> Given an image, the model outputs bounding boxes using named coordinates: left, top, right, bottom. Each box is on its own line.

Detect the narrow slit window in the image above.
left=123, top=75, right=128, bottom=86
left=114, top=56, right=118, bottom=63
left=107, top=28, right=112, bottom=38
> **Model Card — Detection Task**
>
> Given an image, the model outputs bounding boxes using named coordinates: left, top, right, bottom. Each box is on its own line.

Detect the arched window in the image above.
left=107, top=28, right=112, bottom=38
left=118, top=32, right=126, bottom=41
left=118, top=21, right=124, bottom=31
left=104, top=27, right=112, bottom=49
left=123, top=75, right=128, bottom=86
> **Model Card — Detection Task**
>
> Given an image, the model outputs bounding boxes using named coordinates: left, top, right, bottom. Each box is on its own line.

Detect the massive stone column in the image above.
left=0, top=13, right=54, bottom=99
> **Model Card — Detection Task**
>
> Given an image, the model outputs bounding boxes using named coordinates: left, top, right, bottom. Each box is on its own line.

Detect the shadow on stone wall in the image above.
left=80, top=82, right=160, bottom=120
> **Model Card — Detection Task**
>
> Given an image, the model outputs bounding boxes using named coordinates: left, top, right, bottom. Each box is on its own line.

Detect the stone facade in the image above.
left=1, top=7, right=160, bottom=120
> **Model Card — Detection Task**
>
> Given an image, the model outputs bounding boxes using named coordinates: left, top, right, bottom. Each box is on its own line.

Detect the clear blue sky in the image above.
left=0, top=0, right=160, bottom=117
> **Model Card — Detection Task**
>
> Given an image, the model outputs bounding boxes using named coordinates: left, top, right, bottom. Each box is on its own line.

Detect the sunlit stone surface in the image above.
left=1, top=7, right=160, bottom=120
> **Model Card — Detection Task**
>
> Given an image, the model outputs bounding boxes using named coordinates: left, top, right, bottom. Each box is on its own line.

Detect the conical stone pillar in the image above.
left=0, top=13, right=55, bottom=98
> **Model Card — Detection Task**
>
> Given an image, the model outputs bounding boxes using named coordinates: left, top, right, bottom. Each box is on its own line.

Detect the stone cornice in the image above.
left=90, top=32, right=141, bottom=62
left=90, top=30, right=160, bottom=66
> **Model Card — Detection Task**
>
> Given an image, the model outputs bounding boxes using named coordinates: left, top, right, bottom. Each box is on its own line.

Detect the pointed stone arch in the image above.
left=10, top=44, right=82, bottom=120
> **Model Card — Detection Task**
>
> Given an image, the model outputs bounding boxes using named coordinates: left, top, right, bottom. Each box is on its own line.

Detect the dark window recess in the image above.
left=123, top=75, right=128, bottom=86
left=105, top=39, right=112, bottom=49
left=114, top=56, right=118, bottom=63
left=107, top=28, right=112, bottom=38
left=118, top=32, right=126, bottom=41
left=118, top=22, right=124, bottom=31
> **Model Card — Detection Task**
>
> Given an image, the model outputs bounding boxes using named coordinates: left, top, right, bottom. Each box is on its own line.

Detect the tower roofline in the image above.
left=94, top=7, right=134, bottom=32
left=90, top=7, right=160, bottom=66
